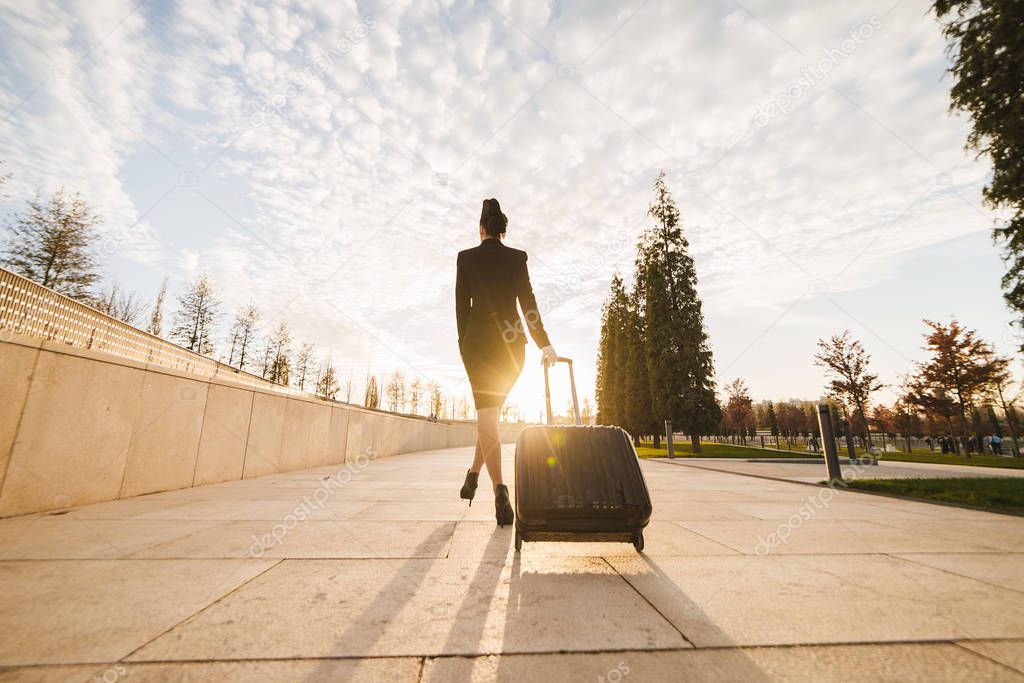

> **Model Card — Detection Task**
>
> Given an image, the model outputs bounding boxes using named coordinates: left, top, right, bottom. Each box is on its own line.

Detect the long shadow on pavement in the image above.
left=303, top=524, right=453, bottom=682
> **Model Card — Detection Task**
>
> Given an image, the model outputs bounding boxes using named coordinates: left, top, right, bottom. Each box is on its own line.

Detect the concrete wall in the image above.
left=0, top=334, right=525, bottom=517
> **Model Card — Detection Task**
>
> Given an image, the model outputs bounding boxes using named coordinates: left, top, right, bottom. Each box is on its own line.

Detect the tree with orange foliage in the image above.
left=776, top=402, right=807, bottom=449
left=814, top=331, right=884, bottom=447
left=722, top=378, right=754, bottom=444
left=908, top=320, right=1002, bottom=455
left=871, top=405, right=896, bottom=448
left=891, top=400, right=922, bottom=453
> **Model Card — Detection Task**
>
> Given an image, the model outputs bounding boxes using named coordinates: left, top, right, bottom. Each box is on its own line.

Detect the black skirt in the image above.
left=461, top=340, right=525, bottom=410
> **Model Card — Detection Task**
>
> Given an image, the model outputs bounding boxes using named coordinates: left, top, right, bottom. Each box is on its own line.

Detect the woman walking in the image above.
left=455, top=198, right=557, bottom=526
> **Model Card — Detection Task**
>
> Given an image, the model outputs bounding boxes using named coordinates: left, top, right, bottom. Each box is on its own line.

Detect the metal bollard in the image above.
left=843, top=420, right=857, bottom=461
left=817, top=404, right=843, bottom=483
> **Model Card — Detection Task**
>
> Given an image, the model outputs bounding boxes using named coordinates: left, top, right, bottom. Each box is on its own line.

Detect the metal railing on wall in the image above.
left=0, top=266, right=295, bottom=393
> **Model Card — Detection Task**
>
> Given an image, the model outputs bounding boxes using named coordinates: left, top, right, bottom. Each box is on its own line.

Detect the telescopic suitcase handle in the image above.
left=543, top=356, right=581, bottom=426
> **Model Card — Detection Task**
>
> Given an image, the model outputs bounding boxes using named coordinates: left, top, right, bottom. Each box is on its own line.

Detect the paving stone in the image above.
left=0, top=517, right=223, bottom=559
left=895, top=553, right=1024, bottom=593
left=957, top=640, right=1024, bottom=674
left=2, top=446, right=1022, bottom=677
left=129, top=556, right=688, bottom=660
left=421, top=643, right=1024, bottom=682
left=607, top=554, right=1024, bottom=647
left=0, top=658, right=421, bottom=682
left=133, top=520, right=456, bottom=559
left=0, top=559, right=276, bottom=665
left=676, top=519, right=1005, bottom=555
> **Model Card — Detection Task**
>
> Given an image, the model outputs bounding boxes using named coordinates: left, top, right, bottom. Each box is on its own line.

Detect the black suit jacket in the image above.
left=456, top=238, right=550, bottom=355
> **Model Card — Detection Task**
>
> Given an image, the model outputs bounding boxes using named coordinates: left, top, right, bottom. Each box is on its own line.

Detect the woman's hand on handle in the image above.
left=541, top=345, right=559, bottom=367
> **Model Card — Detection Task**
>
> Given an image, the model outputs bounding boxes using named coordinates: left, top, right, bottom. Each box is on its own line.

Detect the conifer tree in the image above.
left=623, top=289, right=654, bottom=445
left=767, top=401, right=779, bottom=440
left=364, top=374, right=380, bottom=409
left=636, top=171, right=719, bottom=452
left=596, top=273, right=629, bottom=426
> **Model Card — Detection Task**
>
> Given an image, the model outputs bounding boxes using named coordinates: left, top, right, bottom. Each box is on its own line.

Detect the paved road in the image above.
left=1, top=446, right=1022, bottom=681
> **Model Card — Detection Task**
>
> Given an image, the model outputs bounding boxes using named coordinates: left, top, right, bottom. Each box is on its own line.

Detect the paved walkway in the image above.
left=1, top=446, right=1023, bottom=681
left=661, top=457, right=1024, bottom=483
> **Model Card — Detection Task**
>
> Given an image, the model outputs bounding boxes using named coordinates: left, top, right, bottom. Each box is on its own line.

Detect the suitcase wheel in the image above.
left=632, top=532, right=644, bottom=553
left=514, top=529, right=523, bottom=552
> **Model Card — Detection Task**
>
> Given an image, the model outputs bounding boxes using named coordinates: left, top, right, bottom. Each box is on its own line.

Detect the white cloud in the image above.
left=0, top=0, right=1009, bottom=411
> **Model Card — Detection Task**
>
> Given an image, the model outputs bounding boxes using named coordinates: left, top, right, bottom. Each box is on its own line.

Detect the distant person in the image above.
left=455, top=198, right=558, bottom=527
left=807, top=435, right=818, bottom=452
left=992, top=433, right=1003, bottom=455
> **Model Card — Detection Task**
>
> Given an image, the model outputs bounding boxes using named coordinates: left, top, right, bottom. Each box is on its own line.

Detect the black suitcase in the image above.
left=514, top=357, right=652, bottom=552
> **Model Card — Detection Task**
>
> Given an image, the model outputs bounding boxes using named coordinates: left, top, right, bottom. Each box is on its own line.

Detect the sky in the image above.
left=0, top=0, right=1019, bottom=420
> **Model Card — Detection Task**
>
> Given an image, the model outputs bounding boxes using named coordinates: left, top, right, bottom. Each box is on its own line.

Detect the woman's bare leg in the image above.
left=476, top=406, right=503, bottom=491
left=469, top=437, right=484, bottom=473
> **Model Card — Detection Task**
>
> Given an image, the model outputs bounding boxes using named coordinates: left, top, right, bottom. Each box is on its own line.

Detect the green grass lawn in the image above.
left=636, top=441, right=1024, bottom=469
left=836, top=445, right=1024, bottom=469
left=844, top=477, right=1024, bottom=515
left=635, top=442, right=817, bottom=459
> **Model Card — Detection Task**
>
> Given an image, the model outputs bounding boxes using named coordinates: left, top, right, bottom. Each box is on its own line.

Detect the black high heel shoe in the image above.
left=460, top=470, right=479, bottom=506
left=495, top=484, right=514, bottom=527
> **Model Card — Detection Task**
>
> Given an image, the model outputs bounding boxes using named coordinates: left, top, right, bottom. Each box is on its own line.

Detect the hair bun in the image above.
left=480, top=198, right=508, bottom=236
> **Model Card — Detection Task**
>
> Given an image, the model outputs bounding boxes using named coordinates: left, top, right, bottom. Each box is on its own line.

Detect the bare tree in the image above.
left=429, top=382, right=443, bottom=418
left=581, top=397, right=594, bottom=425
left=226, top=302, right=260, bottom=370
left=385, top=371, right=406, bottom=412
left=259, top=337, right=275, bottom=379
left=408, top=377, right=422, bottom=415
left=0, top=160, right=11, bottom=197
left=316, top=359, right=340, bottom=400
left=147, top=277, right=168, bottom=336
left=169, top=275, right=219, bottom=355
left=2, top=187, right=101, bottom=299
left=990, top=360, right=1021, bottom=456
left=92, top=282, right=146, bottom=324
left=814, top=331, right=883, bottom=447
left=294, top=342, right=315, bottom=390
left=267, top=321, right=291, bottom=384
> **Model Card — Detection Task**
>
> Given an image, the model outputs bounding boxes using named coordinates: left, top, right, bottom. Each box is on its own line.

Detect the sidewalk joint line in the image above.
left=599, top=556, right=695, bottom=649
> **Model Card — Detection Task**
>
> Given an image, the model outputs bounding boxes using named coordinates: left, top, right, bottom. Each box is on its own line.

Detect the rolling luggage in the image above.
left=514, top=357, right=652, bottom=552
